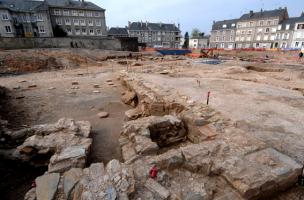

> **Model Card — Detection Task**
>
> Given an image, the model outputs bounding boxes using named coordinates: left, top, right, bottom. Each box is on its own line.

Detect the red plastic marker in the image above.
left=207, top=91, right=211, bottom=105
left=149, top=166, right=158, bottom=178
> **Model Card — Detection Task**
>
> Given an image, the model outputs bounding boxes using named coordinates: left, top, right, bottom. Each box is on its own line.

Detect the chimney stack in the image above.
left=250, top=10, right=253, bottom=17
left=301, top=12, right=304, bottom=17
left=128, top=21, right=131, bottom=28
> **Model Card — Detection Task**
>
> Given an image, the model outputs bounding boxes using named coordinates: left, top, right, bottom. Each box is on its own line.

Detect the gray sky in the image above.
left=90, top=0, right=303, bottom=34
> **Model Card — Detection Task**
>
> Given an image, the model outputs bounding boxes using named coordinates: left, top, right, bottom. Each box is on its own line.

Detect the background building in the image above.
left=108, top=27, right=128, bottom=38
left=210, top=19, right=238, bottom=49
left=235, top=8, right=288, bottom=49
left=128, top=21, right=181, bottom=48
left=189, top=35, right=210, bottom=49
left=0, top=0, right=53, bottom=37
left=291, top=14, right=304, bottom=49
left=47, top=0, right=107, bottom=37
left=0, top=0, right=106, bottom=38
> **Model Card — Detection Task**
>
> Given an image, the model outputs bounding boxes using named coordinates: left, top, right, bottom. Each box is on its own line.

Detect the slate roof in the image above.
left=0, top=0, right=47, bottom=12
left=108, top=27, right=128, bottom=36
left=46, top=0, right=105, bottom=11
left=279, top=15, right=304, bottom=31
left=129, top=22, right=180, bottom=32
left=240, top=8, right=287, bottom=21
left=212, top=19, right=239, bottom=30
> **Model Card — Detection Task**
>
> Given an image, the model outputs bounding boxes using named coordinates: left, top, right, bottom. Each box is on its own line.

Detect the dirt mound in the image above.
left=245, top=65, right=284, bottom=72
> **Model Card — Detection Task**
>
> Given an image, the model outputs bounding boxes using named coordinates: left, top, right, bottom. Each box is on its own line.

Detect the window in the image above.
left=88, top=20, right=93, bottom=26
left=67, top=28, right=72, bottom=35
left=283, top=33, right=289, bottom=40
left=235, top=36, right=239, bottom=41
left=38, top=26, right=45, bottom=33
left=267, top=21, right=271, bottom=25
left=87, top=12, right=93, bottom=17
left=230, top=35, right=233, bottom=41
left=75, top=28, right=80, bottom=35
left=250, top=22, right=254, bottom=27
left=278, top=25, right=282, bottom=30
left=216, top=36, right=219, bottom=41
left=74, top=19, right=79, bottom=25
left=259, top=20, right=264, bottom=26
left=231, top=23, right=235, bottom=27
left=63, top=10, right=69, bottom=16
left=72, top=10, right=78, bottom=16
left=222, top=24, right=227, bottom=28
left=89, top=29, right=94, bottom=35
left=222, top=36, right=225, bottom=41
left=96, top=29, right=102, bottom=35
left=56, top=18, right=62, bottom=25
left=54, top=9, right=60, bottom=15
left=295, top=42, right=299, bottom=47
left=276, top=33, right=281, bottom=40
left=271, top=28, right=276, bottom=33
left=258, top=28, right=263, bottom=33
left=265, top=28, right=270, bottom=33
left=65, top=18, right=71, bottom=25
left=2, top=14, right=9, bottom=20
left=297, top=24, right=304, bottom=30
left=95, top=20, right=101, bottom=26
left=237, top=24, right=242, bottom=28
left=79, top=11, right=84, bottom=16
left=80, top=19, right=85, bottom=26
left=263, top=35, right=268, bottom=40
left=248, top=30, right=252, bottom=35
left=5, top=25, right=12, bottom=33
left=36, top=13, right=43, bottom=21
left=270, top=35, right=275, bottom=40
left=246, top=36, right=251, bottom=41
left=94, top=12, right=100, bottom=17
left=82, top=28, right=86, bottom=34
left=286, top=24, right=290, bottom=30
left=256, top=35, right=261, bottom=41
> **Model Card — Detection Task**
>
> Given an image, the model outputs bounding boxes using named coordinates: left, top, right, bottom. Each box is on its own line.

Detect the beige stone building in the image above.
left=210, top=19, right=238, bottom=49
left=235, top=8, right=288, bottom=49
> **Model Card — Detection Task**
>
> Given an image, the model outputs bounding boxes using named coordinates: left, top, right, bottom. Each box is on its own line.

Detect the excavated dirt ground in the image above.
left=0, top=49, right=304, bottom=199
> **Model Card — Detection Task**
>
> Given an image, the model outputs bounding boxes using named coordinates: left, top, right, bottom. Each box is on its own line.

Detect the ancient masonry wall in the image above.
left=0, top=37, right=139, bottom=51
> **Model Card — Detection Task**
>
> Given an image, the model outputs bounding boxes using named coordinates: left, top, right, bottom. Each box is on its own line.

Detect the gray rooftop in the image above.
left=212, top=19, right=239, bottom=30
left=129, top=22, right=180, bottom=32
left=240, top=8, right=287, bottom=21
left=46, top=0, right=105, bottom=11
left=279, top=15, right=304, bottom=31
left=0, top=0, right=48, bottom=12
left=108, top=27, right=128, bottom=36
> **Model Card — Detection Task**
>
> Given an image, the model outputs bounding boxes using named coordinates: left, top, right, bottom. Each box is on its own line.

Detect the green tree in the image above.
left=182, top=32, right=189, bottom=49
left=191, top=28, right=201, bottom=38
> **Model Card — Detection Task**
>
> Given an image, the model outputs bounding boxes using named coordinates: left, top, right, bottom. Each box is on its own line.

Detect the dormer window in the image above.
left=222, top=24, right=227, bottom=28
left=286, top=24, right=290, bottom=30
left=232, top=23, right=235, bottom=27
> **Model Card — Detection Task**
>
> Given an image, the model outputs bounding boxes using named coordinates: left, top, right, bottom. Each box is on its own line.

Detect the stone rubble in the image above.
left=11, top=118, right=92, bottom=173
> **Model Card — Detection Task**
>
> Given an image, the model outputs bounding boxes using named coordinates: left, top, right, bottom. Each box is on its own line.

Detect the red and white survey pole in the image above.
left=207, top=91, right=211, bottom=105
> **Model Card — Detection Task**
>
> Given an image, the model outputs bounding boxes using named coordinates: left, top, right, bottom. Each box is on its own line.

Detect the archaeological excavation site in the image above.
left=0, top=48, right=304, bottom=200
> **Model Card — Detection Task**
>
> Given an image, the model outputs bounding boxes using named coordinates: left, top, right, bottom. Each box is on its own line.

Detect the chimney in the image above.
left=159, top=22, right=162, bottom=27
left=140, top=21, right=143, bottom=27
left=146, top=21, right=148, bottom=27
left=301, top=12, right=304, bottom=17
left=178, top=23, right=180, bottom=29
left=128, top=21, right=131, bottom=28
left=249, top=10, right=253, bottom=17
left=213, top=20, right=215, bottom=24
left=260, top=8, right=263, bottom=13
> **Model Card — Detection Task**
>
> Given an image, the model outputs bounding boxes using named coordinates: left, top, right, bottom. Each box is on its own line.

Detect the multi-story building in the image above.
left=0, top=0, right=53, bottom=37
left=0, top=0, right=106, bottom=38
left=274, top=17, right=296, bottom=48
left=108, top=27, right=129, bottom=38
left=128, top=21, right=181, bottom=48
left=47, top=0, right=106, bottom=37
left=235, top=8, right=288, bottom=48
left=189, top=35, right=210, bottom=49
left=290, top=14, right=304, bottom=49
left=210, top=19, right=238, bottom=49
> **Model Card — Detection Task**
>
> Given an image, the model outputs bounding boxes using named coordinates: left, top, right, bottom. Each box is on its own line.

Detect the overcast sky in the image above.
left=90, top=0, right=303, bottom=34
